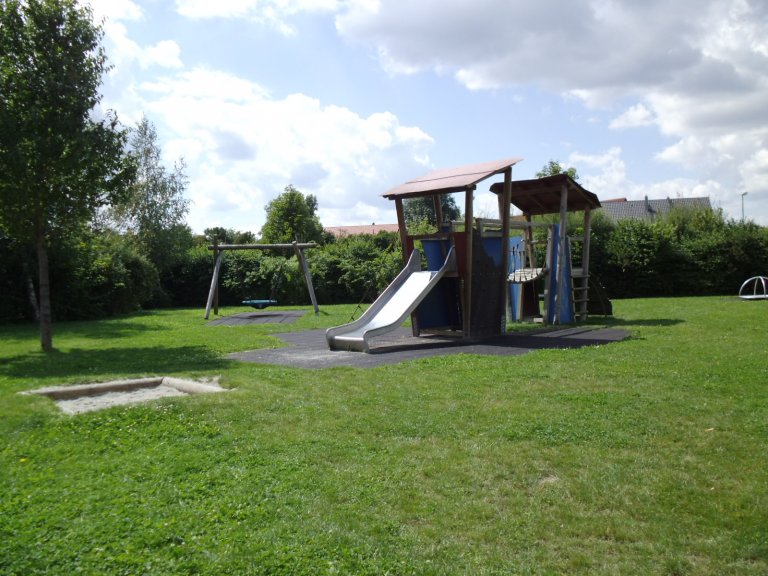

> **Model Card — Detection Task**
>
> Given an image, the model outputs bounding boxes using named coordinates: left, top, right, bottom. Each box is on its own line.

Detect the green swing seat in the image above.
left=242, top=299, right=277, bottom=310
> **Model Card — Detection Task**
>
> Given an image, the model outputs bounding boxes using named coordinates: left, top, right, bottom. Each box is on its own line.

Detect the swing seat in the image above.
left=243, top=299, right=278, bottom=310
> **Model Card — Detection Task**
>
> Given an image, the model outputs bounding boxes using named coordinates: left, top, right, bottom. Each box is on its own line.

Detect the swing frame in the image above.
left=204, top=242, right=319, bottom=319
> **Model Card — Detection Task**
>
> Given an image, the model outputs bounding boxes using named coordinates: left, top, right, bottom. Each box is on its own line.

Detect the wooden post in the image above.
left=394, top=197, right=408, bottom=263
left=582, top=207, right=592, bottom=279
left=293, top=242, right=320, bottom=315
left=555, top=183, right=568, bottom=324
left=499, top=168, right=512, bottom=332
left=463, top=186, right=474, bottom=337
left=205, top=250, right=224, bottom=320
left=213, top=239, right=219, bottom=316
left=579, top=206, right=593, bottom=320
left=433, top=194, right=443, bottom=230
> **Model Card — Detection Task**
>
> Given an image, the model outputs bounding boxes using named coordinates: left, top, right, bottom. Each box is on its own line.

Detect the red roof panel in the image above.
left=382, top=157, right=523, bottom=199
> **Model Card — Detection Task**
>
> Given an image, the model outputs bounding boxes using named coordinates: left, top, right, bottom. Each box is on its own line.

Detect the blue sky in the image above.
left=89, top=0, right=768, bottom=233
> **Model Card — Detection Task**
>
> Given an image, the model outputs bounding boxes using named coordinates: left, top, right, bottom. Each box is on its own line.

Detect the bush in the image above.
left=48, top=231, right=160, bottom=319
left=597, top=208, right=768, bottom=298
left=309, top=232, right=401, bottom=304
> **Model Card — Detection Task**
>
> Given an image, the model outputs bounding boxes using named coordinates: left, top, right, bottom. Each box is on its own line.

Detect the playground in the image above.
left=206, top=158, right=612, bottom=356
left=4, top=159, right=765, bottom=574
left=229, top=325, right=629, bottom=368
left=2, top=297, right=767, bottom=575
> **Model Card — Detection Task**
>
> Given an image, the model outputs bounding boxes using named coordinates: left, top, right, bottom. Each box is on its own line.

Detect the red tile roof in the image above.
left=324, top=224, right=400, bottom=237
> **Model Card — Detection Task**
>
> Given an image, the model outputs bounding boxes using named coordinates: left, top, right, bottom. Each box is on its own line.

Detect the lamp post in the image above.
left=741, top=191, right=748, bottom=222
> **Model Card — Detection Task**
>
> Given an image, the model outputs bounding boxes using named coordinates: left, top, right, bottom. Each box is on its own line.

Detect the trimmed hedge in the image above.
left=2, top=212, right=766, bottom=323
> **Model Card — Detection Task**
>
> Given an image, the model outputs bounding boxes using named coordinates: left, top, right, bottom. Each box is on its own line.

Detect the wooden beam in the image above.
left=207, top=243, right=317, bottom=251
left=395, top=198, right=408, bottom=264
left=463, top=186, right=474, bottom=337
left=582, top=207, right=592, bottom=278
left=433, top=194, right=443, bottom=229
left=555, top=183, right=568, bottom=324
left=213, top=240, right=219, bottom=316
left=500, top=168, right=512, bottom=331
left=204, top=250, right=224, bottom=320
left=293, top=242, right=320, bottom=315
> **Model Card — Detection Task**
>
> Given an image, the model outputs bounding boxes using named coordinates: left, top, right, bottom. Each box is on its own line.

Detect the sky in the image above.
left=87, top=0, right=768, bottom=233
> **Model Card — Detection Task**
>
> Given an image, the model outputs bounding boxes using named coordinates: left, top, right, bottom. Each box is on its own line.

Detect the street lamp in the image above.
left=741, top=191, right=748, bottom=222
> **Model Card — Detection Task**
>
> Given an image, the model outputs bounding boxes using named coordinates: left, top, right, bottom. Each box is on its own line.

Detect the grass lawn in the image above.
left=1, top=298, right=767, bottom=575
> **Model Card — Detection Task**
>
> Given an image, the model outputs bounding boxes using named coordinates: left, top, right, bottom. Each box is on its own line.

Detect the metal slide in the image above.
left=326, top=247, right=457, bottom=353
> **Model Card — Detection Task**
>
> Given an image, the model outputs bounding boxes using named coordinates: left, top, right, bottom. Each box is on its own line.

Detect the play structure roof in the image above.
left=489, top=174, right=601, bottom=215
left=382, top=157, right=523, bottom=199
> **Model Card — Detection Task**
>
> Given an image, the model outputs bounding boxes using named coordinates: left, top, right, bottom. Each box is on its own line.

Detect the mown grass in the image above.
left=1, top=298, right=766, bottom=575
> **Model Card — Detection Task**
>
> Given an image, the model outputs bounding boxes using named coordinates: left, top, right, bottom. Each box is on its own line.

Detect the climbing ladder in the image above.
left=568, top=237, right=590, bottom=322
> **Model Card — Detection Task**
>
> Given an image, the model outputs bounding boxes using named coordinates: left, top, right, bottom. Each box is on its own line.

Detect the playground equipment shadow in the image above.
left=207, top=310, right=306, bottom=326
left=228, top=325, right=630, bottom=369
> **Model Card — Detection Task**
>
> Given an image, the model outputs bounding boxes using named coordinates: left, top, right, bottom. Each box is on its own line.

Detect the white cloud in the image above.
left=174, top=0, right=339, bottom=35
left=141, top=40, right=183, bottom=69
left=610, top=104, right=655, bottom=130
left=88, top=1, right=183, bottom=73
left=90, top=0, right=768, bottom=225
left=569, top=147, right=627, bottom=197
left=332, top=0, right=768, bottom=223
left=133, top=68, right=432, bottom=232
left=87, top=0, right=143, bottom=22
left=569, top=147, right=729, bottom=212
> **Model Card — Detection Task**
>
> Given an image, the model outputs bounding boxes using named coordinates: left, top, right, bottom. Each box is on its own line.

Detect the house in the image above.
left=600, top=196, right=712, bottom=222
left=324, top=223, right=399, bottom=238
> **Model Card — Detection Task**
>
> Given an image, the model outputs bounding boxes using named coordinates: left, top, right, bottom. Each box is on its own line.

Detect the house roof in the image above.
left=324, top=224, right=399, bottom=237
left=600, top=197, right=712, bottom=221
left=382, top=157, right=523, bottom=199
left=489, top=174, right=601, bottom=215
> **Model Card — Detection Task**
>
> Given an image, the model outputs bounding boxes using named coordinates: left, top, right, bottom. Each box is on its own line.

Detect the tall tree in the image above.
left=204, top=227, right=256, bottom=245
left=105, top=116, right=190, bottom=274
left=536, top=159, right=579, bottom=181
left=0, top=0, right=133, bottom=351
left=260, top=185, right=325, bottom=244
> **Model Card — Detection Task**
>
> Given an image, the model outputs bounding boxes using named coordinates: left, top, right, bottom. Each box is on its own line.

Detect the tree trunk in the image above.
left=22, top=260, right=40, bottom=321
left=36, top=236, right=53, bottom=352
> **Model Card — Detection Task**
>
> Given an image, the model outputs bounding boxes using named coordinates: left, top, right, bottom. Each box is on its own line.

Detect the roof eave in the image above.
left=382, top=157, right=523, bottom=200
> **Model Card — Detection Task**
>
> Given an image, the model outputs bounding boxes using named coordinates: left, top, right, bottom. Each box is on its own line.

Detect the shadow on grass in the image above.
left=56, top=320, right=167, bottom=340
left=0, top=318, right=167, bottom=343
left=1, top=345, right=230, bottom=381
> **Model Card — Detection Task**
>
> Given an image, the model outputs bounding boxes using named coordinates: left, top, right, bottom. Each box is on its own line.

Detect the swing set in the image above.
left=204, top=241, right=319, bottom=319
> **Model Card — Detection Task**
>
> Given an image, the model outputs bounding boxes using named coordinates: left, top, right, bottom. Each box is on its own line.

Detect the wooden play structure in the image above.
left=204, top=241, right=319, bottom=319
left=383, top=157, right=602, bottom=338
left=326, top=157, right=604, bottom=351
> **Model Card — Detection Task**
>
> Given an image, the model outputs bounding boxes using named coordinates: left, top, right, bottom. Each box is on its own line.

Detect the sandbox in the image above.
left=22, top=377, right=227, bottom=414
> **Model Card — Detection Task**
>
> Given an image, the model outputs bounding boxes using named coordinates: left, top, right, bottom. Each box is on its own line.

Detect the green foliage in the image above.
left=0, top=231, right=35, bottom=322
left=536, top=159, right=579, bottom=180
left=0, top=0, right=134, bottom=244
left=0, top=226, right=161, bottom=321
left=219, top=251, right=307, bottom=305
left=0, top=0, right=134, bottom=349
left=160, top=244, right=213, bottom=307
left=260, top=185, right=325, bottom=244
left=403, top=194, right=462, bottom=228
left=204, top=227, right=256, bottom=245
left=597, top=208, right=768, bottom=298
left=310, top=232, right=401, bottom=304
left=47, top=229, right=159, bottom=319
left=103, top=116, right=192, bottom=293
